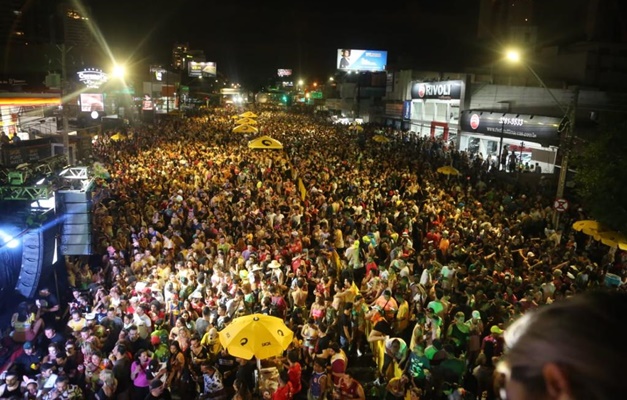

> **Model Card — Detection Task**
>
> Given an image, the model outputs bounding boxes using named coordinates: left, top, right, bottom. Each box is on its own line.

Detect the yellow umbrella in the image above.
left=572, top=220, right=604, bottom=239
left=348, top=124, right=364, bottom=132
left=235, top=117, right=258, bottom=125
left=218, top=314, right=293, bottom=360
left=239, top=111, right=259, bottom=118
left=372, top=134, right=390, bottom=143
left=437, top=165, right=460, bottom=176
left=110, top=133, right=123, bottom=141
left=233, top=124, right=259, bottom=134
left=597, top=230, right=627, bottom=250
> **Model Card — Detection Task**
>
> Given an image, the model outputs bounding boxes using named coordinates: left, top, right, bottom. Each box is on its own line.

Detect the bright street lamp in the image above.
left=112, top=64, right=126, bottom=79
left=505, top=49, right=521, bottom=63
left=505, top=48, right=578, bottom=228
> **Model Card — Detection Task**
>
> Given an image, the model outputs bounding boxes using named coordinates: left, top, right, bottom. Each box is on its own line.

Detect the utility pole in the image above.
left=58, top=44, right=73, bottom=165
left=553, top=87, right=579, bottom=228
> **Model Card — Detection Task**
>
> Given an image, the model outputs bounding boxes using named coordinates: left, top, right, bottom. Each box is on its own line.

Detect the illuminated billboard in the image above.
left=277, top=69, right=292, bottom=77
left=336, top=49, right=387, bottom=72
left=460, top=110, right=561, bottom=147
left=79, top=93, right=104, bottom=112
left=188, top=62, right=217, bottom=77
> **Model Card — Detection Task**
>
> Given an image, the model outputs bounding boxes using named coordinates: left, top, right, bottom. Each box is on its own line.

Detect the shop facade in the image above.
left=406, top=80, right=465, bottom=144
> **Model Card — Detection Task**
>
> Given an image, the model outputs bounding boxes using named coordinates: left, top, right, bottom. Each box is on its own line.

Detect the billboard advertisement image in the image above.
left=79, top=93, right=104, bottom=112
left=277, top=69, right=292, bottom=77
left=188, top=62, right=217, bottom=77
left=336, top=49, right=387, bottom=72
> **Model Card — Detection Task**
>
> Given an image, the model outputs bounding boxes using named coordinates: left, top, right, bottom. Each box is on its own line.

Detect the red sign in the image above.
left=470, top=114, right=480, bottom=130
left=554, top=198, right=569, bottom=212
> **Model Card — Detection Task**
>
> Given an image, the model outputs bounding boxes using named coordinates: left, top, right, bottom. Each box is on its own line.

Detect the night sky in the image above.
left=85, top=0, right=486, bottom=86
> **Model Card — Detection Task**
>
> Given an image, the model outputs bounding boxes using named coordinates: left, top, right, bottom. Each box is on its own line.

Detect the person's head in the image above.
left=169, top=340, right=181, bottom=354
left=44, top=326, right=57, bottom=338
left=136, top=349, right=150, bottom=363
left=114, top=343, right=127, bottom=358
left=54, top=375, right=69, bottom=392
left=23, top=341, right=35, bottom=354
left=149, top=379, right=164, bottom=394
left=313, top=357, right=326, bottom=372
left=498, top=291, right=627, bottom=400
left=127, top=325, right=140, bottom=341
left=41, top=362, right=56, bottom=377
left=3, top=371, right=19, bottom=387
left=342, top=49, right=350, bottom=57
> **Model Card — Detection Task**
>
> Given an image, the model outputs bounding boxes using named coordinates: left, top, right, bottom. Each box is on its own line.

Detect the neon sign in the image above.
left=77, top=68, right=108, bottom=89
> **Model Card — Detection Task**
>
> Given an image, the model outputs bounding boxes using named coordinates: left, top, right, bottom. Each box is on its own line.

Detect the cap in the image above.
left=150, top=380, right=163, bottom=390
left=471, top=310, right=481, bottom=320
left=490, top=325, right=504, bottom=334
left=23, top=341, right=33, bottom=350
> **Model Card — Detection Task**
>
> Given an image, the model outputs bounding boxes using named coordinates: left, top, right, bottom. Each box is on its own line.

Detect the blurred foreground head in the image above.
left=499, top=290, right=627, bottom=400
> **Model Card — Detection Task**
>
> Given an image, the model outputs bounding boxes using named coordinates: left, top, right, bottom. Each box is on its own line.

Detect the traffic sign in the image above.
left=554, top=198, right=569, bottom=212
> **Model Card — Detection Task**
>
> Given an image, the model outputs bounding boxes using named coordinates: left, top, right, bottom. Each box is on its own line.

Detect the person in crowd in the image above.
left=333, top=372, right=365, bottom=400
left=497, top=290, right=627, bottom=400
left=10, top=301, right=44, bottom=343
left=308, top=357, right=329, bottom=400
left=130, top=348, right=153, bottom=399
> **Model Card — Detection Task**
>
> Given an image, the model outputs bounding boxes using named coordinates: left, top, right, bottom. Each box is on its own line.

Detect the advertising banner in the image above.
left=410, top=80, right=463, bottom=100
left=460, top=110, right=561, bottom=147
left=188, top=62, right=217, bottom=77
left=336, top=49, right=387, bottom=72
left=79, top=93, right=104, bottom=112
left=277, top=69, right=292, bottom=77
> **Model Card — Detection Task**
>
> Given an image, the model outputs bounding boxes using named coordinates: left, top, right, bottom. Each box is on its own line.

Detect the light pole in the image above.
left=506, top=49, right=578, bottom=228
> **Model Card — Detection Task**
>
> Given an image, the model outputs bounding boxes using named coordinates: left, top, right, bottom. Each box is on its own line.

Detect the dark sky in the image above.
left=85, top=0, right=485, bottom=86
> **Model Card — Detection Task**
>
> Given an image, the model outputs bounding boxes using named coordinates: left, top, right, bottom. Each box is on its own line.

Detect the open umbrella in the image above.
left=372, top=134, right=390, bottom=143
left=248, top=136, right=283, bottom=150
left=348, top=124, right=364, bottom=132
left=598, top=230, right=627, bottom=250
left=219, top=314, right=293, bottom=360
left=437, top=165, right=460, bottom=176
left=572, top=220, right=604, bottom=239
left=235, top=117, right=258, bottom=125
left=233, top=124, right=259, bottom=134
left=239, top=111, right=259, bottom=118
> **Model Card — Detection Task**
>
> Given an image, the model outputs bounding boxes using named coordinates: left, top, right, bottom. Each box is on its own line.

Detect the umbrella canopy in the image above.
left=598, top=230, right=627, bottom=250
left=348, top=124, right=364, bottom=132
left=372, top=134, right=390, bottom=143
left=110, top=133, right=124, bottom=141
left=437, top=165, right=460, bottom=176
left=572, top=220, right=604, bottom=239
left=233, top=124, right=259, bottom=134
left=219, top=314, right=293, bottom=360
left=239, top=111, right=259, bottom=118
left=235, top=117, right=258, bottom=125
left=248, top=136, right=283, bottom=150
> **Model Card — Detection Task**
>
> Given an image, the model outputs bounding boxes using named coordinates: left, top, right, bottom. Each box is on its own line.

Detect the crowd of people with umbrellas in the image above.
left=1, top=104, right=625, bottom=400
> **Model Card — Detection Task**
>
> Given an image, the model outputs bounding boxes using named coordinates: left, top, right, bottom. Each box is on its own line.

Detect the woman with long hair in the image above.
left=10, top=301, right=44, bottom=343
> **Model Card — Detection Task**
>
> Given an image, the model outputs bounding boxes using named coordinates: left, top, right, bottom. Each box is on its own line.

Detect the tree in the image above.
left=572, top=116, right=627, bottom=232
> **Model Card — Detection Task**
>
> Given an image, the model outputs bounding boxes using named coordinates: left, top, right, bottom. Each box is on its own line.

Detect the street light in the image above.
left=505, top=48, right=578, bottom=228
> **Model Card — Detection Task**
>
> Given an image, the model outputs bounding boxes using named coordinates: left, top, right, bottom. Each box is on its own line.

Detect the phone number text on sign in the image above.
left=499, top=117, right=524, bottom=126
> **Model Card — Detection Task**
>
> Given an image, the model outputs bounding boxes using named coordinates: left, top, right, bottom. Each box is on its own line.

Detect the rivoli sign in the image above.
left=410, top=80, right=463, bottom=100
left=460, top=110, right=561, bottom=147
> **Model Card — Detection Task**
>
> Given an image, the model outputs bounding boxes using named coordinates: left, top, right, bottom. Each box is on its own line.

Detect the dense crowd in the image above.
left=1, top=105, right=625, bottom=400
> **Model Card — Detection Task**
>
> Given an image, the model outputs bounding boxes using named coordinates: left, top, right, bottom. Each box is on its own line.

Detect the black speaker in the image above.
left=58, top=188, right=94, bottom=256
left=15, top=227, right=56, bottom=298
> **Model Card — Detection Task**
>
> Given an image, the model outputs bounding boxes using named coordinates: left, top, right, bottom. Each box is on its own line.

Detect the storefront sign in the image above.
left=460, top=110, right=561, bottom=147
left=411, top=80, right=463, bottom=100
left=77, top=68, right=108, bottom=89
